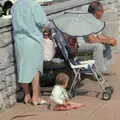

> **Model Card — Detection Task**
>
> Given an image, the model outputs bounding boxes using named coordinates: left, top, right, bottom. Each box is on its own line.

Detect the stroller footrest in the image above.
left=70, top=60, right=95, bottom=69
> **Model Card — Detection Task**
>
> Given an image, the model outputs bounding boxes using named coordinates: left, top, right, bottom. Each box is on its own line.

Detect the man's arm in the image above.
left=88, top=34, right=117, bottom=46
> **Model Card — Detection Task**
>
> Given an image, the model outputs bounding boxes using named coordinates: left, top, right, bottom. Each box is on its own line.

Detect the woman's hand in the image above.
left=42, top=26, right=49, bottom=32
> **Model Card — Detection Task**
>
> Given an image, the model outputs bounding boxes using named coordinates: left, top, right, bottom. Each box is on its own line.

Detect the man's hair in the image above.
left=88, top=1, right=103, bottom=14
left=55, top=73, right=69, bottom=85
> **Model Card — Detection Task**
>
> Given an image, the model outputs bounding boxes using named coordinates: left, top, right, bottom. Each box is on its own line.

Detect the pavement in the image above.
left=0, top=53, right=120, bottom=120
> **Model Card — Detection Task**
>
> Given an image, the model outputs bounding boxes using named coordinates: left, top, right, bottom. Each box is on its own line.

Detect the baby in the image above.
left=49, top=72, right=85, bottom=111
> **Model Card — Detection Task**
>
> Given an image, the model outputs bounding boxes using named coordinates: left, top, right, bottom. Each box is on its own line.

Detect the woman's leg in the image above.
left=31, top=72, right=46, bottom=105
left=32, top=72, right=40, bottom=102
left=23, top=83, right=31, bottom=103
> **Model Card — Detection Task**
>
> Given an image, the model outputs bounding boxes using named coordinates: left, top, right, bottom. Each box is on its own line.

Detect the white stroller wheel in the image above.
left=102, top=92, right=111, bottom=100
left=102, top=86, right=113, bottom=100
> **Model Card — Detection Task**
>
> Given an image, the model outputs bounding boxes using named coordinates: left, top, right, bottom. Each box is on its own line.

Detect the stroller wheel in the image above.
left=102, top=92, right=111, bottom=100
left=102, top=86, right=113, bottom=100
left=105, top=86, right=114, bottom=94
left=109, top=86, right=114, bottom=93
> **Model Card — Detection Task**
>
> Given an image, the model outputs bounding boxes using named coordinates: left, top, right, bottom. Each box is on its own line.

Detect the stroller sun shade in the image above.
left=53, top=12, right=105, bottom=37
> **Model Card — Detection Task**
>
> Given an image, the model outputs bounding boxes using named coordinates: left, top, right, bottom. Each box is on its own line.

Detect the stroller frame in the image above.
left=50, top=21, right=113, bottom=100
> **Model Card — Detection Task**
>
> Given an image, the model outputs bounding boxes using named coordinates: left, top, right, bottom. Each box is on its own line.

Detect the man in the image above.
left=77, top=1, right=117, bottom=73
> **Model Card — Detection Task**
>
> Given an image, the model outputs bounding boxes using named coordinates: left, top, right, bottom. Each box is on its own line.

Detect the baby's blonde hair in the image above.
left=56, top=73, right=69, bottom=85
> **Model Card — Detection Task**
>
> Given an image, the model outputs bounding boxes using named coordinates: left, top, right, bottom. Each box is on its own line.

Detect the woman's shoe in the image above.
left=31, top=99, right=47, bottom=106
left=24, top=98, right=31, bottom=104
left=24, top=95, right=31, bottom=104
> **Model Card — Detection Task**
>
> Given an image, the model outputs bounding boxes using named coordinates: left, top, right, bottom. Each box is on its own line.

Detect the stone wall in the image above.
left=0, top=0, right=119, bottom=111
left=0, top=16, right=16, bottom=111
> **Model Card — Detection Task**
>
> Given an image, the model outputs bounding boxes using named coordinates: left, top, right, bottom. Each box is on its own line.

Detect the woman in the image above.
left=11, top=0, right=48, bottom=105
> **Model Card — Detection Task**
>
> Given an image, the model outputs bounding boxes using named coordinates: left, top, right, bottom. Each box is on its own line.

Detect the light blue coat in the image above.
left=11, top=0, right=48, bottom=83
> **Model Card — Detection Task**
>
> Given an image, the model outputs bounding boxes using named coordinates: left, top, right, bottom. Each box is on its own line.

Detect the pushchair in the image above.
left=48, top=12, right=113, bottom=100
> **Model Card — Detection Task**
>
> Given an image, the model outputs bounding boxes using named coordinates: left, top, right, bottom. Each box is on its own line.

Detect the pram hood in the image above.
left=53, top=12, right=105, bottom=37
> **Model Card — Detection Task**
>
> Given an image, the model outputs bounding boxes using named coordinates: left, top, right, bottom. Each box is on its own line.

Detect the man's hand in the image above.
left=97, top=34, right=117, bottom=46
left=109, top=38, right=117, bottom=46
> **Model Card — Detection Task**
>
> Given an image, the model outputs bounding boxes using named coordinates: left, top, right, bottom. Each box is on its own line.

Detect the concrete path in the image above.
left=0, top=53, right=120, bottom=120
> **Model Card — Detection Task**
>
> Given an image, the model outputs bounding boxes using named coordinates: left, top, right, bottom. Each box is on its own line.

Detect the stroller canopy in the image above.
left=53, top=12, right=105, bottom=37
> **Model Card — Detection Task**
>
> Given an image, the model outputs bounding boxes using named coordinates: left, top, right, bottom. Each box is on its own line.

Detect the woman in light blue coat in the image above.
left=11, top=0, right=48, bottom=105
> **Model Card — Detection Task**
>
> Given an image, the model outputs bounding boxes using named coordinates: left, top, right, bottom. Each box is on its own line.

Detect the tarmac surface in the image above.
left=0, top=53, right=120, bottom=120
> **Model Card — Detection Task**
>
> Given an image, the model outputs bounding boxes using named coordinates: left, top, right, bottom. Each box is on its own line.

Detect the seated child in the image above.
left=49, top=72, right=85, bottom=111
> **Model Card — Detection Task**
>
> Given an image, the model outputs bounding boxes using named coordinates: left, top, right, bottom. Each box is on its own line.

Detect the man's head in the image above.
left=88, top=1, right=104, bottom=19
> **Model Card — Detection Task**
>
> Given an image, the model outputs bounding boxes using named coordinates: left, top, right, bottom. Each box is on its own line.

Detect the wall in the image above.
left=0, top=16, right=16, bottom=111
